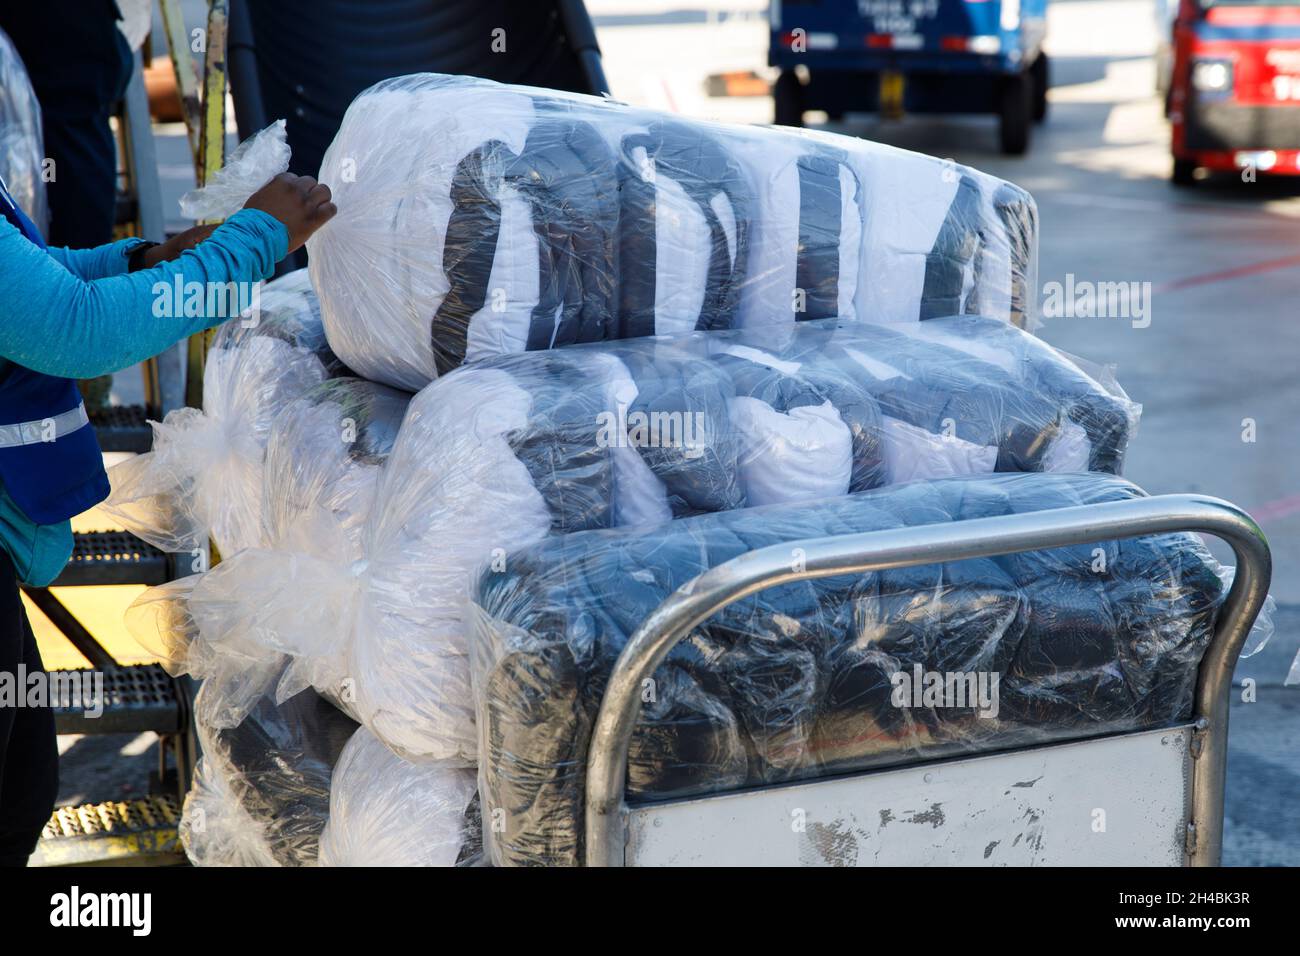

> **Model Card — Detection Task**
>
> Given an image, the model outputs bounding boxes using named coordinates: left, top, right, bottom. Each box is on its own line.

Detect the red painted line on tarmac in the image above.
left=660, top=77, right=679, bottom=113
left=1155, top=252, right=1300, bottom=294
left=1249, top=492, right=1300, bottom=523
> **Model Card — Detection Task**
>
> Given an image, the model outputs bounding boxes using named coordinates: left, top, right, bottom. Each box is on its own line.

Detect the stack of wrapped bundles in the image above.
left=129, top=376, right=480, bottom=866
left=469, top=472, right=1232, bottom=866
left=105, top=269, right=349, bottom=558
left=307, top=73, right=1038, bottom=391
left=174, top=316, right=1137, bottom=779
left=116, top=74, right=1190, bottom=868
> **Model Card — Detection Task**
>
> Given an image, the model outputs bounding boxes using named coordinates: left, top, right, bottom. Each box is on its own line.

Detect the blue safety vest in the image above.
left=0, top=179, right=110, bottom=524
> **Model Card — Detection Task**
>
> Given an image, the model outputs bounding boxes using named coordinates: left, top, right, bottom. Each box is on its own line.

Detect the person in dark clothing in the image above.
left=0, top=552, right=58, bottom=867
left=0, top=1, right=134, bottom=247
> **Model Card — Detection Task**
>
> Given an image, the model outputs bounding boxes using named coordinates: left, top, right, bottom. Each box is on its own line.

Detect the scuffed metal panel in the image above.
left=624, top=726, right=1193, bottom=866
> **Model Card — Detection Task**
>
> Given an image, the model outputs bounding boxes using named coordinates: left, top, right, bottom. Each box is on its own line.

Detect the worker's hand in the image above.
left=243, top=173, right=337, bottom=254
left=137, top=223, right=219, bottom=269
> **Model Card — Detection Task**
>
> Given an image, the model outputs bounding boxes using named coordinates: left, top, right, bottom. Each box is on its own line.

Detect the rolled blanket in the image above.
left=318, top=728, right=479, bottom=867
left=181, top=669, right=358, bottom=867
left=180, top=674, right=481, bottom=868
left=308, top=72, right=1036, bottom=392
left=614, top=119, right=752, bottom=337
left=471, top=473, right=1229, bottom=867
left=847, top=141, right=1038, bottom=328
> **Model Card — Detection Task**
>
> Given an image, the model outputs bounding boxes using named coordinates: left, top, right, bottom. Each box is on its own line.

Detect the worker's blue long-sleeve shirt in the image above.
left=0, top=209, right=289, bottom=585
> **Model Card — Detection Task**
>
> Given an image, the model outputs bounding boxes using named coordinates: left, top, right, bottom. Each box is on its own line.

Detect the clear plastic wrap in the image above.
left=179, top=315, right=1134, bottom=767
left=125, top=376, right=411, bottom=725
left=179, top=120, right=291, bottom=222
left=309, top=73, right=1038, bottom=391
left=253, top=375, right=413, bottom=710
left=469, top=472, right=1234, bottom=867
left=124, top=373, right=405, bottom=882
left=180, top=669, right=358, bottom=867
left=137, top=379, right=420, bottom=868
left=181, top=755, right=281, bottom=867
left=318, top=728, right=479, bottom=867
left=0, top=26, right=48, bottom=235
left=104, top=269, right=348, bottom=557
left=262, top=377, right=409, bottom=566
left=181, top=671, right=478, bottom=868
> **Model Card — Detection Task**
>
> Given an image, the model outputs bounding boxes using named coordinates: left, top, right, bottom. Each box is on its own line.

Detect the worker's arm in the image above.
left=0, top=173, right=335, bottom=380
left=0, top=209, right=287, bottom=379
left=47, top=223, right=228, bottom=280
left=45, top=239, right=152, bottom=281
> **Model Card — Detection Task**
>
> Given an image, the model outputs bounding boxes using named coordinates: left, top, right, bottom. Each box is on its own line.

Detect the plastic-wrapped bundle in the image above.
left=469, top=472, right=1230, bottom=866
left=181, top=755, right=280, bottom=867
left=126, top=376, right=412, bottom=724
left=309, top=73, right=1036, bottom=391
left=318, top=728, right=479, bottom=867
left=135, top=379, right=484, bottom=868
left=255, top=376, right=413, bottom=709
left=184, top=315, right=1133, bottom=767
left=180, top=675, right=481, bottom=867
left=384, top=314, right=1136, bottom=541
left=0, top=27, right=47, bottom=235
left=104, top=269, right=347, bottom=557
left=133, top=377, right=437, bottom=867
left=262, top=377, right=409, bottom=564
left=180, top=669, right=358, bottom=867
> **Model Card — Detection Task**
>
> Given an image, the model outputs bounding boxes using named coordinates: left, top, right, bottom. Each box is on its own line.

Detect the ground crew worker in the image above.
left=0, top=170, right=335, bottom=865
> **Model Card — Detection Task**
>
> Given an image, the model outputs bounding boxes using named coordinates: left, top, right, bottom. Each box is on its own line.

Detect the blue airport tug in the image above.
left=770, top=0, right=1050, bottom=154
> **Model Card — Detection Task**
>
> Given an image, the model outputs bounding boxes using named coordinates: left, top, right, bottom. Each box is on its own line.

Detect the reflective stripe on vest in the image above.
left=0, top=177, right=112, bottom=525
left=0, top=401, right=90, bottom=448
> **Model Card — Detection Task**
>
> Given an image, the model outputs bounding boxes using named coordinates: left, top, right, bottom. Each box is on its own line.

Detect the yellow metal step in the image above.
left=31, top=795, right=186, bottom=867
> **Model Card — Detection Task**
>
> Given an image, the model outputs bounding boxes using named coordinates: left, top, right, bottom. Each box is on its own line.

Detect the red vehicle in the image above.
left=1167, top=0, right=1300, bottom=183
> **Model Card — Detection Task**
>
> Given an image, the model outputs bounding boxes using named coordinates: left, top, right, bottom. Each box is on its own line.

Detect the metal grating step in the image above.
left=31, top=794, right=185, bottom=867
left=52, top=663, right=182, bottom=736
left=90, top=402, right=153, bottom=453
left=53, top=530, right=170, bottom=587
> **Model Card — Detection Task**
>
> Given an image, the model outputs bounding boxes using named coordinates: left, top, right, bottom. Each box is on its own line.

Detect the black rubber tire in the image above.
left=1171, top=157, right=1197, bottom=187
left=1031, top=53, right=1049, bottom=123
left=999, top=73, right=1032, bottom=155
left=773, top=69, right=806, bottom=127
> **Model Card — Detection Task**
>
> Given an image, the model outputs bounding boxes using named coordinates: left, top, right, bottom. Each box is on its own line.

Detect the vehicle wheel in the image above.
left=1031, top=53, right=1049, bottom=123
left=999, top=74, right=1032, bottom=155
left=1171, top=157, right=1197, bottom=187
left=774, top=70, right=806, bottom=127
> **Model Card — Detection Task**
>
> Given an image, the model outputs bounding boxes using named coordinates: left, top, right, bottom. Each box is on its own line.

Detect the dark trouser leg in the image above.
left=0, top=557, right=59, bottom=866
left=41, top=112, right=119, bottom=249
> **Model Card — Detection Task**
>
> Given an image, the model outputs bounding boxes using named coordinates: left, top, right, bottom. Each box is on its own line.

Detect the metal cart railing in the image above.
left=585, top=493, right=1271, bottom=866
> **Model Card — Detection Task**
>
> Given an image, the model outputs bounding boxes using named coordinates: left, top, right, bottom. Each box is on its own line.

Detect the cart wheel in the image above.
left=774, top=70, right=805, bottom=127
left=999, top=74, right=1032, bottom=155
left=1171, top=158, right=1197, bottom=187
left=1031, top=53, right=1049, bottom=124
